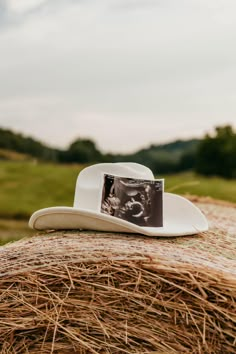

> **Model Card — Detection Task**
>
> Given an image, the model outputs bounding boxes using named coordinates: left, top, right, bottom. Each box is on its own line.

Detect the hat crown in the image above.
left=73, top=163, right=154, bottom=210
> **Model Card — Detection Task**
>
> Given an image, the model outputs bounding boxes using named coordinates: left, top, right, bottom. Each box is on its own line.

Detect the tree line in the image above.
left=195, top=125, right=236, bottom=179
left=0, top=125, right=235, bottom=178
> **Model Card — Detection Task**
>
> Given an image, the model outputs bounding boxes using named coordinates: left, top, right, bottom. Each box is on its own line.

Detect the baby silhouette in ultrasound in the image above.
left=101, top=175, right=163, bottom=227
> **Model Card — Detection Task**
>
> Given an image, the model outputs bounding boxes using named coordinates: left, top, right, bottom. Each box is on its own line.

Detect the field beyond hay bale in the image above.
left=0, top=199, right=235, bottom=353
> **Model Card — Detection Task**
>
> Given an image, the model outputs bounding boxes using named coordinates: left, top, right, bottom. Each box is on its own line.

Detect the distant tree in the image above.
left=178, top=149, right=197, bottom=171
left=195, top=125, right=236, bottom=178
left=0, top=127, right=59, bottom=161
left=66, top=139, right=103, bottom=163
left=100, top=140, right=200, bottom=174
left=0, top=126, right=208, bottom=173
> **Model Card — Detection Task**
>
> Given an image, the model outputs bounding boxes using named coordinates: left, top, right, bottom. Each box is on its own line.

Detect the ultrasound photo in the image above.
left=100, top=174, right=163, bottom=227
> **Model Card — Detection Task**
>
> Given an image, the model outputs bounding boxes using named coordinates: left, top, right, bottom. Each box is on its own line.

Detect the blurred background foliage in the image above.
left=1, top=125, right=235, bottom=178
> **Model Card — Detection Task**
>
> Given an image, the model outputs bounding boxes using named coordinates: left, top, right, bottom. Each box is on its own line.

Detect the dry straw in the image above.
left=0, top=198, right=235, bottom=353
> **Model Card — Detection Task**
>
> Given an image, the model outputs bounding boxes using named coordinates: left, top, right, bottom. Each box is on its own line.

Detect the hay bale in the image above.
left=0, top=199, right=235, bottom=353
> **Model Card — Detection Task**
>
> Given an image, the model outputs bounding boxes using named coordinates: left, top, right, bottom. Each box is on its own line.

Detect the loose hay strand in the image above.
left=0, top=260, right=235, bottom=353
left=0, top=200, right=235, bottom=353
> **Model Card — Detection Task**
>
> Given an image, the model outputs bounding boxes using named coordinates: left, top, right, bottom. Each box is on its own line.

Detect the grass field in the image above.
left=0, top=160, right=236, bottom=244
left=0, top=218, right=35, bottom=245
left=0, top=160, right=81, bottom=219
left=164, top=172, right=236, bottom=203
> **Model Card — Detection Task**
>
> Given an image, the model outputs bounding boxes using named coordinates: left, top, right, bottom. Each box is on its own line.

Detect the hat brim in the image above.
left=29, top=193, right=208, bottom=237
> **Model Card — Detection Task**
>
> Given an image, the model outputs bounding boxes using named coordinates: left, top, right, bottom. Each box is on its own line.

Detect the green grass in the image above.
left=163, top=172, right=236, bottom=203
left=0, top=160, right=83, bottom=219
left=0, top=219, right=35, bottom=245
left=0, top=161, right=235, bottom=221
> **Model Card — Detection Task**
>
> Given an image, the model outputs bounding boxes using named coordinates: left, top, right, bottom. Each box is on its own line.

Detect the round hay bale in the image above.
left=0, top=199, right=235, bottom=353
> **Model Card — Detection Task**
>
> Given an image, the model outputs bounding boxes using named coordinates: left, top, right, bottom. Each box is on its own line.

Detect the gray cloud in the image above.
left=0, top=0, right=8, bottom=23
left=0, top=0, right=79, bottom=29
left=0, top=0, right=235, bottom=152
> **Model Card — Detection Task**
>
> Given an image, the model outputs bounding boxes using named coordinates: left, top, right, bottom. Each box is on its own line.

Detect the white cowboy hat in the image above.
left=29, top=162, right=208, bottom=237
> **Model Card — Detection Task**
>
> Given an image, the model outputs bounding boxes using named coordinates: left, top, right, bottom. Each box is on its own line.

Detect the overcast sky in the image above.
left=0, top=0, right=236, bottom=153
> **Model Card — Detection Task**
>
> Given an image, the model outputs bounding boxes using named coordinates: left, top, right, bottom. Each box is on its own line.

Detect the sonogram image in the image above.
left=101, top=174, right=163, bottom=227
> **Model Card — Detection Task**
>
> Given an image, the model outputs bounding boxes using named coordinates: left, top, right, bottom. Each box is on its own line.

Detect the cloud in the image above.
left=0, top=0, right=235, bottom=152
left=0, top=0, right=46, bottom=28
left=0, top=0, right=8, bottom=23
left=0, top=0, right=79, bottom=29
